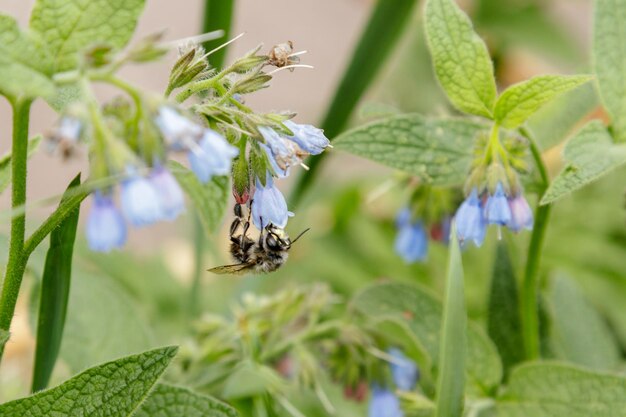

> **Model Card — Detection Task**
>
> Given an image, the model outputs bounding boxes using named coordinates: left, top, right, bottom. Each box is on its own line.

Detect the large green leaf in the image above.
left=135, top=384, right=238, bottom=417
left=351, top=282, right=502, bottom=394
left=424, top=0, right=496, bottom=117
left=487, top=243, right=523, bottom=379
left=548, top=275, right=621, bottom=370
left=0, top=346, right=177, bottom=416
left=32, top=175, right=81, bottom=392
left=435, top=225, right=465, bottom=417
left=493, top=362, right=626, bottom=416
left=494, top=75, right=592, bottom=129
left=333, top=115, right=484, bottom=186
left=541, top=121, right=626, bottom=204
left=0, top=136, right=42, bottom=194
left=30, top=0, right=145, bottom=72
left=593, top=0, right=626, bottom=141
left=169, top=160, right=229, bottom=235
left=0, top=15, right=55, bottom=99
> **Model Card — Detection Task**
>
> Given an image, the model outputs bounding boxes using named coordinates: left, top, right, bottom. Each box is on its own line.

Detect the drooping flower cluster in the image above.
left=367, top=348, right=419, bottom=417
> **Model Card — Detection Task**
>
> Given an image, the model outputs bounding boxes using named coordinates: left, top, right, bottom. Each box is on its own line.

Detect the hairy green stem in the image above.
left=0, top=99, right=33, bottom=360
left=519, top=127, right=551, bottom=360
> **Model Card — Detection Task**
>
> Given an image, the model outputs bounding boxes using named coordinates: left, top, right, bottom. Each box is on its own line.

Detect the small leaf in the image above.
left=548, top=275, right=621, bottom=370
left=424, top=0, right=497, bottom=117
left=32, top=175, right=81, bottom=392
left=435, top=223, right=466, bottom=417
left=541, top=121, right=626, bottom=204
left=0, top=136, right=42, bottom=194
left=494, top=75, right=593, bottom=129
left=169, top=160, right=229, bottom=235
left=487, top=242, right=524, bottom=378
left=0, top=346, right=177, bottom=416
left=135, top=384, right=238, bottom=417
left=494, top=362, right=626, bottom=416
left=593, top=0, right=626, bottom=141
left=334, top=115, right=484, bottom=186
left=0, top=15, right=55, bottom=99
left=30, top=0, right=146, bottom=72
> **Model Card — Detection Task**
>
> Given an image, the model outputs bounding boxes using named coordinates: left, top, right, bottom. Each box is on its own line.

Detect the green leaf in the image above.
left=541, top=121, right=626, bottom=204
left=435, top=224, right=465, bottom=417
left=168, top=161, right=229, bottom=235
left=0, top=15, right=55, bottom=99
left=548, top=275, right=621, bottom=370
left=494, top=362, right=626, bottom=416
left=0, top=346, right=177, bottom=416
left=135, top=384, right=238, bottom=417
left=201, top=0, right=234, bottom=70
left=30, top=0, right=146, bottom=72
left=334, top=115, right=484, bottom=186
left=351, top=282, right=502, bottom=394
left=32, top=175, right=81, bottom=392
left=494, top=75, right=593, bottom=129
left=0, top=329, right=8, bottom=350
left=0, top=136, right=42, bottom=194
left=424, top=0, right=496, bottom=117
left=487, top=242, right=524, bottom=379
left=593, top=0, right=626, bottom=141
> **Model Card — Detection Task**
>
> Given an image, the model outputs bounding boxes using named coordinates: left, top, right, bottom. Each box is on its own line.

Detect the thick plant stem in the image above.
left=0, top=99, right=33, bottom=360
left=519, top=127, right=551, bottom=360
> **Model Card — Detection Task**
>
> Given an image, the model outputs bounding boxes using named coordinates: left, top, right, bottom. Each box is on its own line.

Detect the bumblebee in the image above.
left=208, top=203, right=309, bottom=275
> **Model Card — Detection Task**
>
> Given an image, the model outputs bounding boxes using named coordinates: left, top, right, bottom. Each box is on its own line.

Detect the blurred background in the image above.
left=3, top=1, right=623, bottom=416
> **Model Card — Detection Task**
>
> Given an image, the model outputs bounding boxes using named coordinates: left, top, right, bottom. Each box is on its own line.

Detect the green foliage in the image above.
left=487, top=243, right=524, bottom=378
left=30, top=0, right=145, bottom=73
left=351, top=282, right=502, bottom=394
left=334, top=115, right=484, bottom=186
left=169, top=161, right=229, bottom=235
left=32, top=175, right=81, bottom=392
left=593, top=0, right=626, bottom=141
left=494, top=75, right=592, bottom=129
left=0, top=136, right=42, bottom=194
left=135, top=384, right=238, bottom=417
left=0, top=347, right=177, bottom=416
left=0, top=330, right=7, bottom=351
left=201, top=0, right=235, bottom=70
left=434, top=226, right=465, bottom=417
left=492, top=363, right=626, bottom=416
left=548, top=275, right=621, bottom=370
left=541, top=121, right=626, bottom=204
left=424, top=0, right=496, bottom=117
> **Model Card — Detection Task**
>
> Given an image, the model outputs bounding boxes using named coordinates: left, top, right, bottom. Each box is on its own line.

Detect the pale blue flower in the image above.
left=150, top=166, right=185, bottom=220
left=252, top=173, right=293, bottom=229
left=455, top=188, right=486, bottom=247
left=155, top=106, right=203, bottom=150
left=121, top=173, right=162, bottom=226
left=86, top=193, right=126, bottom=252
left=394, top=208, right=427, bottom=263
left=284, top=120, right=330, bottom=155
left=259, top=126, right=301, bottom=178
left=188, top=129, right=239, bottom=183
left=388, top=348, right=419, bottom=391
left=368, top=386, right=403, bottom=417
left=484, top=182, right=512, bottom=225
left=507, top=194, right=533, bottom=232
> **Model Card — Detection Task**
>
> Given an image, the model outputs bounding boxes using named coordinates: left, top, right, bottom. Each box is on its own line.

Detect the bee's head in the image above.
left=264, top=224, right=310, bottom=252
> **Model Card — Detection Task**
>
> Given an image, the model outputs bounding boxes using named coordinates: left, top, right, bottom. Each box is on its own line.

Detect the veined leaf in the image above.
left=0, top=15, right=54, bottom=99
left=135, top=384, right=238, bottom=417
left=168, top=161, right=229, bottom=235
left=541, top=121, right=626, bottom=204
left=548, top=275, right=621, bottom=370
left=494, top=75, right=593, bottom=129
left=593, top=0, right=626, bottom=141
left=435, top=223, right=465, bottom=417
left=30, top=0, right=145, bottom=72
left=0, top=346, right=177, bottom=416
left=494, top=362, right=626, bottom=416
left=424, top=0, right=496, bottom=117
left=0, top=136, right=42, bottom=194
left=32, top=175, right=81, bottom=392
left=334, top=115, right=484, bottom=186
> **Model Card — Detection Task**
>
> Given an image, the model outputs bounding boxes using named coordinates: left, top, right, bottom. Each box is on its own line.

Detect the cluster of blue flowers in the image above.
left=455, top=183, right=533, bottom=247
left=368, top=348, right=419, bottom=417
left=85, top=107, right=239, bottom=252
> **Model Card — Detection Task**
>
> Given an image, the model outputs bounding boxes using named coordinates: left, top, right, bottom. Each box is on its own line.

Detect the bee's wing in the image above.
left=208, top=263, right=255, bottom=275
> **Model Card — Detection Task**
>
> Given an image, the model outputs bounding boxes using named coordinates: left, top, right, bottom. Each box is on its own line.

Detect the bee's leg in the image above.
left=229, top=217, right=241, bottom=242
